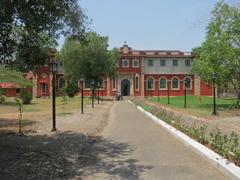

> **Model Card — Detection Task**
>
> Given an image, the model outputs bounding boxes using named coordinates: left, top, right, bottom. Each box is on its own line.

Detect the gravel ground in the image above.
left=0, top=101, right=114, bottom=179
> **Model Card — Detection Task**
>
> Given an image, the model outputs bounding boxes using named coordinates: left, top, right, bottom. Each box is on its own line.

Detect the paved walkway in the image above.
left=85, top=100, right=229, bottom=180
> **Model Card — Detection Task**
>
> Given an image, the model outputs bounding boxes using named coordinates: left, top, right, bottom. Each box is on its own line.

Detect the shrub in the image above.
left=66, top=82, right=78, bottom=97
left=0, top=95, right=6, bottom=104
left=20, top=89, right=33, bottom=104
left=61, top=86, right=68, bottom=101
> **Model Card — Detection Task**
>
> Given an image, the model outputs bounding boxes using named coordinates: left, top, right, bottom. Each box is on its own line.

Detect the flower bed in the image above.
left=132, top=98, right=240, bottom=167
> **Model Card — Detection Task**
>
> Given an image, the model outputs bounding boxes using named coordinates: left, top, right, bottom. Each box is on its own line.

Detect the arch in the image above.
left=184, top=77, right=192, bottom=90
left=58, top=77, right=65, bottom=89
left=147, top=76, right=155, bottom=90
left=171, top=77, right=180, bottom=89
left=121, top=79, right=130, bottom=96
left=41, top=83, right=48, bottom=94
left=159, top=77, right=167, bottom=89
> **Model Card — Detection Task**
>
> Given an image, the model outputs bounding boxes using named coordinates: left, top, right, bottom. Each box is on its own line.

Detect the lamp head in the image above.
left=80, top=74, right=84, bottom=81
left=211, top=72, right=216, bottom=80
left=50, top=60, right=58, bottom=73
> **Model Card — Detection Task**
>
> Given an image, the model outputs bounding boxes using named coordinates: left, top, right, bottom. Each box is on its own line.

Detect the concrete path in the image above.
left=85, top=100, right=229, bottom=180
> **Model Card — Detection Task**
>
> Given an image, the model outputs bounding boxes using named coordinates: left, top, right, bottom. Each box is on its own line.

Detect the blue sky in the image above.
left=58, top=0, right=238, bottom=51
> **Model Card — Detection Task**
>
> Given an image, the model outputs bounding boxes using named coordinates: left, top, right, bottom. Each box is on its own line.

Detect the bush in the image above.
left=61, top=86, right=68, bottom=102
left=66, top=82, right=78, bottom=97
left=20, top=89, right=33, bottom=104
left=0, top=95, right=6, bottom=104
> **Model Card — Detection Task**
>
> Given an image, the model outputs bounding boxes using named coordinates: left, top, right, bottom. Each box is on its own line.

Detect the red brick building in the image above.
left=35, top=44, right=212, bottom=98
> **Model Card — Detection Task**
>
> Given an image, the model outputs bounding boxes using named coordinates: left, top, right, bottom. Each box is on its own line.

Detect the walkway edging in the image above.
left=128, top=100, right=240, bottom=180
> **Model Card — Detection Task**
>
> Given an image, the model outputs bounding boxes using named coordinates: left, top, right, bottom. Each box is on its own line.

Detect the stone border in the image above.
left=128, top=100, right=240, bottom=180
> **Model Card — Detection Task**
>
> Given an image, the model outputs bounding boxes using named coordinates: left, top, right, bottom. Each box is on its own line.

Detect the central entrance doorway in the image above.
left=121, top=79, right=130, bottom=96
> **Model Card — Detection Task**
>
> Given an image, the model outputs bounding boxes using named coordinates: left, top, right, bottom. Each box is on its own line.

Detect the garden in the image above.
left=0, top=96, right=91, bottom=134
left=149, top=95, right=239, bottom=117
left=131, top=97, right=240, bottom=166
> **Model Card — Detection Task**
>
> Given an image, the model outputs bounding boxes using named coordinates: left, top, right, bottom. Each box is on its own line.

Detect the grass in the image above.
left=149, top=95, right=238, bottom=117
left=0, top=96, right=91, bottom=133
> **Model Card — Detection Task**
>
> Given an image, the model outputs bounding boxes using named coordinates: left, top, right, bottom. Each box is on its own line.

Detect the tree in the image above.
left=192, top=0, right=240, bottom=102
left=59, top=32, right=120, bottom=84
left=0, top=0, right=88, bottom=72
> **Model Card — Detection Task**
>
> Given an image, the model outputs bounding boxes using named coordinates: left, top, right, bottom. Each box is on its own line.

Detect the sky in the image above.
left=58, top=0, right=239, bottom=52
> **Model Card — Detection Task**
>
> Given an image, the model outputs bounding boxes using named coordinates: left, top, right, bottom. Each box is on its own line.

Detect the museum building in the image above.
left=0, top=44, right=212, bottom=97
left=36, top=44, right=213, bottom=98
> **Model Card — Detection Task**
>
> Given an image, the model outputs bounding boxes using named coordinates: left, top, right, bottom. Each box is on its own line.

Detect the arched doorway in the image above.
left=121, top=79, right=130, bottom=96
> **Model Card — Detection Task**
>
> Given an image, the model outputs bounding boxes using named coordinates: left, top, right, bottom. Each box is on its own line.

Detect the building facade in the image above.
left=0, top=44, right=211, bottom=98
left=36, top=44, right=212, bottom=98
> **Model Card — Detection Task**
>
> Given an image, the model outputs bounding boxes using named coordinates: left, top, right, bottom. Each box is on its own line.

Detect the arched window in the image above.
left=172, top=78, right=179, bottom=89
left=59, top=78, right=65, bottom=89
left=147, top=77, right=154, bottom=90
left=159, top=78, right=167, bottom=89
left=41, top=83, right=48, bottom=94
left=184, top=78, right=191, bottom=89
left=135, top=75, right=139, bottom=90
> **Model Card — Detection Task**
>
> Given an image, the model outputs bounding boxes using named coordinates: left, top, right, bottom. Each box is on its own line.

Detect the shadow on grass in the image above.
left=0, top=132, right=152, bottom=179
left=0, top=118, right=36, bottom=130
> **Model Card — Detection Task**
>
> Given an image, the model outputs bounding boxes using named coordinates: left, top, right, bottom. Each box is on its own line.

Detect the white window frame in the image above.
left=135, top=74, right=139, bottom=91
left=122, top=59, right=129, bottom=68
left=184, top=77, right=192, bottom=90
left=159, top=77, right=167, bottom=90
left=171, top=77, right=180, bottom=90
left=132, top=59, right=139, bottom=68
left=147, top=76, right=155, bottom=90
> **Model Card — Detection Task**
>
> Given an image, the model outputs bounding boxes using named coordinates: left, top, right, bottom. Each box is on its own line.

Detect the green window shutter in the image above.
left=160, top=59, right=166, bottom=66
left=172, top=78, right=179, bottom=89
left=173, top=60, right=178, bottom=66
left=160, top=78, right=166, bottom=89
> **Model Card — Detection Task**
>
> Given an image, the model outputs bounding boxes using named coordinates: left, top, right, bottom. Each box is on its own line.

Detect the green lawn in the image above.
left=149, top=96, right=238, bottom=117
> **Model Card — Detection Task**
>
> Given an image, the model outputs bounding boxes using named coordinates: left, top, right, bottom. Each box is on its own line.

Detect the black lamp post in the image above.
left=184, top=78, right=187, bottom=108
left=91, top=80, right=95, bottom=108
left=80, top=74, right=84, bottom=114
left=212, top=72, right=217, bottom=115
left=97, top=81, right=100, bottom=104
left=50, top=60, right=58, bottom=131
left=101, top=81, right=103, bottom=102
left=167, top=80, right=170, bottom=104
left=158, top=81, right=160, bottom=102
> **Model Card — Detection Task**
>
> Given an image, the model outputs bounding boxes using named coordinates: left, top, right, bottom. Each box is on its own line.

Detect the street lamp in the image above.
left=101, top=81, right=103, bottom=102
left=167, top=80, right=170, bottom=104
left=184, top=78, right=187, bottom=108
left=212, top=72, right=217, bottom=115
left=97, top=81, right=100, bottom=104
left=50, top=60, right=58, bottom=131
left=158, top=81, right=160, bottom=102
left=80, top=74, right=84, bottom=114
left=91, top=79, right=95, bottom=108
